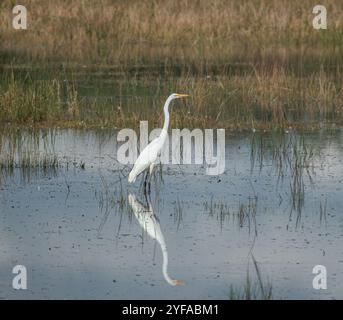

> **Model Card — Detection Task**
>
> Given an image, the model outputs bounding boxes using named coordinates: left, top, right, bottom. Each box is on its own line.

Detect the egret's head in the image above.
left=171, top=93, right=190, bottom=99
left=171, top=279, right=185, bottom=286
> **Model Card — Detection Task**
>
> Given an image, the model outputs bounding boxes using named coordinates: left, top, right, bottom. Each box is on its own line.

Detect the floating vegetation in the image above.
left=319, top=198, right=328, bottom=227
left=203, top=196, right=257, bottom=234
left=0, top=128, right=61, bottom=183
left=229, top=255, right=273, bottom=300
left=250, top=132, right=321, bottom=227
left=237, top=198, right=258, bottom=236
left=96, top=173, right=132, bottom=238
left=173, top=197, right=183, bottom=230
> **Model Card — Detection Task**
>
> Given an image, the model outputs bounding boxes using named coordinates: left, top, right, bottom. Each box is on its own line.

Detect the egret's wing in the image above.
left=128, top=194, right=162, bottom=241
left=128, top=138, right=160, bottom=182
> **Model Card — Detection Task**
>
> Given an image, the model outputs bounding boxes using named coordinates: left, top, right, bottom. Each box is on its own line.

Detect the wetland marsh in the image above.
left=1, top=0, right=343, bottom=300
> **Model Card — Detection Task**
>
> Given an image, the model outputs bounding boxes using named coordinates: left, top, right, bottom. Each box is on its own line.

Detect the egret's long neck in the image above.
left=162, top=96, right=173, bottom=133
left=152, top=226, right=173, bottom=285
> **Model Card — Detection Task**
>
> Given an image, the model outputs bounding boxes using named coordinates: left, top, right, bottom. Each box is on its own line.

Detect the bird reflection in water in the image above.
left=128, top=193, right=184, bottom=286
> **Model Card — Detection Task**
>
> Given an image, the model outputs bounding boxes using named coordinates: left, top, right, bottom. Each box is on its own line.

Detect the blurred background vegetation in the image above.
left=0, top=0, right=343, bottom=129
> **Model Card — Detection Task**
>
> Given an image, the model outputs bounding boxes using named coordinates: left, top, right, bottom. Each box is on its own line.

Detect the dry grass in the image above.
left=1, top=0, right=343, bottom=70
left=1, top=0, right=343, bottom=128
left=1, top=66, right=342, bottom=129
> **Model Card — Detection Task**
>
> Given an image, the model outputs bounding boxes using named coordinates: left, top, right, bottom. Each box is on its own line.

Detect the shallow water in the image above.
left=0, top=129, right=343, bottom=299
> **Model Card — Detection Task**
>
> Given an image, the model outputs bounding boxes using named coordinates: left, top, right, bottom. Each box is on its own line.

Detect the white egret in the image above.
left=128, top=93, right=189, bottom=189
left=128, top=193, right=184, bottom=286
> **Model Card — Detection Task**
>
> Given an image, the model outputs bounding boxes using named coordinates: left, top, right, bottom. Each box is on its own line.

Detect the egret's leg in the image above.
left=143, top=170, right=149, bottom=195
left=157, top=159, right=163, bottom=182
left=144, top=185, right=152, bottom=206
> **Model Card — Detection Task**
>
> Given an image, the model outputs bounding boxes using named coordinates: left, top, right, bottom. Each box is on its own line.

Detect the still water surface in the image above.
left=0, top=129, right=343, bottom=299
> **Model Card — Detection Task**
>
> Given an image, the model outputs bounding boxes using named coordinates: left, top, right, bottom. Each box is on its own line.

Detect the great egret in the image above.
left=128, top=93, right=189, bottom=190
left=128, top=193, right=184, bottom=286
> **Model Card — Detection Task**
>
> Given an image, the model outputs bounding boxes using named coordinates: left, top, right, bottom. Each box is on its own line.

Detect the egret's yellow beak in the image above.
left=176, top=93, right=190, bottom=98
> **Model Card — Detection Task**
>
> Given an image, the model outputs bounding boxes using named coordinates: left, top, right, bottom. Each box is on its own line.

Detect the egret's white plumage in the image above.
left=128, top=193, right=184, bottom=286
left=128, top=93, right=189, bottom=184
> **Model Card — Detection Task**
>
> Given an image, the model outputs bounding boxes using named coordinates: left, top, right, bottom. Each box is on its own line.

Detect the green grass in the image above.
left=0, top=127, right=60, bottom=182
left=1, top=65, right=343, bottom=129
left=229, top=255, right=273, bottom=300
left=203, top=196, right=257, bottom=233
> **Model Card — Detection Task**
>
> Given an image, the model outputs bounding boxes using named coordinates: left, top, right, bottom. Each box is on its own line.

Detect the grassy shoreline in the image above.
left=1, top=65, right=342, bottom=130
left=1, top=0, right=343, bottom=129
